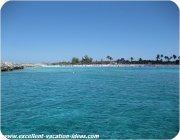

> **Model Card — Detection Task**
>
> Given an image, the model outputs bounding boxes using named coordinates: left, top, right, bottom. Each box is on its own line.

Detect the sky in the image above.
left=1, top=1, right=179, bottom=63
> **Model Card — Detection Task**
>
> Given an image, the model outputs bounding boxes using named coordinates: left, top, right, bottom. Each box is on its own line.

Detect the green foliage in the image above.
left=156, top=54, right=160, bottom=61
left=106, top=56, right=113, bottom=61
left=173, top=54, right=177, bottom=60
left=130, top=57, right=133, bottom=62
left=71, top=57, right=79, bottom=64
left=81, top=55, right=93, bottom=64
left=164, top=56, right=169, bottom=61
left=48, top=54, right=179, bottom=65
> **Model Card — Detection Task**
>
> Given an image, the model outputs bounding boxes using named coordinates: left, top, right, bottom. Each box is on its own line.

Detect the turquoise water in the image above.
left=1, top=66, right=179, bottom=139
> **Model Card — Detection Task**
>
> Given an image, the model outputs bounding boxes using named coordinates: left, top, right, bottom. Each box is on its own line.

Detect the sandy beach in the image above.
left=41, top=64, right=179, bottom=68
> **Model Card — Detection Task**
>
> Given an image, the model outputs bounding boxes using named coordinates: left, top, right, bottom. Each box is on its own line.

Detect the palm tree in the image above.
left=164, top=56, right=167, bottom=61
left=110, top=57, right=113, bottom=61
left=156, top=54, right=160, bottom=61
left=164, top=56, right=170, bottom=62
left=130, top=57, right=133, bottom=62
left=169, top=56, right=172, bottom=61
left=160, top=54, right=164, bottom=61
left=106, top=56, right=113, bottom=63
left=106, top=56, right=110, bottom=59
left=117, top=58, right=125, bottom=63
left=173, top=54, right=177, bottom=60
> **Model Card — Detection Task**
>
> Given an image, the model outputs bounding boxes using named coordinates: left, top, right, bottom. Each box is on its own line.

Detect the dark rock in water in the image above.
left=1, top=62, right=24, bottom=72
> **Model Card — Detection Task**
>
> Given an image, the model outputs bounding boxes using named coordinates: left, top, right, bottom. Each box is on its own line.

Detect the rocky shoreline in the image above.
left=1, top=62, right=24, bottom=72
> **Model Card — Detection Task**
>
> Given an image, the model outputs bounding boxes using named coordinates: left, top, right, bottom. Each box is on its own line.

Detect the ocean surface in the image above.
left=1, top=66, right=179, bottom=139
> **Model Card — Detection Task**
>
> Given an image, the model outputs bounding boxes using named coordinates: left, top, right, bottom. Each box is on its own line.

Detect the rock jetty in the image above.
left=1, top=62, right=24, bottom=72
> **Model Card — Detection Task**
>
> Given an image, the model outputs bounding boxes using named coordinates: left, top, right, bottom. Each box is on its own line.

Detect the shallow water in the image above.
left=1, top=66, right=179, bottom=139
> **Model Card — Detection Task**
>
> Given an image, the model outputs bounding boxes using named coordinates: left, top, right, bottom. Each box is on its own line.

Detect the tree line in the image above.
left=49, top=54, right=179, bottom=65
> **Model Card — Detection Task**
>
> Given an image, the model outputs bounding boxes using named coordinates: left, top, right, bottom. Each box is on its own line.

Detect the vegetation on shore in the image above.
left=1, top=54, right=179, bottom=72
left=48, top=54, right=180, bottom=65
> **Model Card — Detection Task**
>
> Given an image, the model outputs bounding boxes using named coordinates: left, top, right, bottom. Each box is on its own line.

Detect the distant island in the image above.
left=1, top=54, right=179, bottom=72
left=47, top=54, right=179, bottom=65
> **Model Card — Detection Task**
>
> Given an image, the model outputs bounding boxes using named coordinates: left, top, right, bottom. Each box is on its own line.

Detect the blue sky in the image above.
left=1, top=1, right=179, bottom=63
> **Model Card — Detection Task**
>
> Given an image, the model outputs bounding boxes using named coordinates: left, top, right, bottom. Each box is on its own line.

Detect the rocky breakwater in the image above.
left=1, top=62, right=24, bottom=72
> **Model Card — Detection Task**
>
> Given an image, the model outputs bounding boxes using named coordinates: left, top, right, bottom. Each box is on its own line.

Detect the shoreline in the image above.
left=40, top=64, right=179, bottom=67
left=1, top=63, right=179, bottom=72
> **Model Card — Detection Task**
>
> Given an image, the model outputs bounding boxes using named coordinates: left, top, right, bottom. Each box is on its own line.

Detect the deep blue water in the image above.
left=1, top=66, right=179, bottom=139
